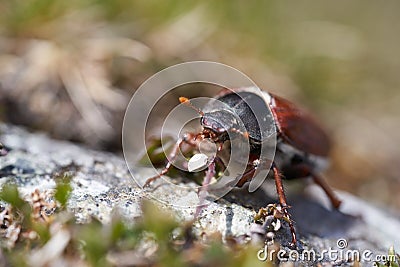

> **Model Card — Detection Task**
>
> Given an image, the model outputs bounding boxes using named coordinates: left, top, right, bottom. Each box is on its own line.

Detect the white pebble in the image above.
left=188, top=153, right=208, bottom=172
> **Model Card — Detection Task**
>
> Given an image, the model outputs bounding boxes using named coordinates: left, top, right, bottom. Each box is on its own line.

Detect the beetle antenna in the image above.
left=179, top=97, right=204, bottom=116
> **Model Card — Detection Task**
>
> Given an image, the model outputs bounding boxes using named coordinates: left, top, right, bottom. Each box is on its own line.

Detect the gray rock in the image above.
left=1, top=123, right=399, bottom=266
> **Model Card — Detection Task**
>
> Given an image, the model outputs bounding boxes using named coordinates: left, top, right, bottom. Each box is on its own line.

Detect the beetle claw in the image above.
left=143, top=172, right=165, bottom=188
left=143, top=177, right=157, bottom=188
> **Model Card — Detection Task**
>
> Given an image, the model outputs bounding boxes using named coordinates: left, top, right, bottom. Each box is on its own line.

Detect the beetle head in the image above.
left=180, top=96, right=249, bottom=143
left=201, top=111, right=238, bottom=142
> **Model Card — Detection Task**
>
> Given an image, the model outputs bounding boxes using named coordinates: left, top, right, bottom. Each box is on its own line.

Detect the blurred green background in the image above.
left=1, top=0, right=399, bottom=210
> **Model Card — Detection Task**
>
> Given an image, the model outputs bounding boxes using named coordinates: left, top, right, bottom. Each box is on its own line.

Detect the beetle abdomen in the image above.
left=269, top=94, right=330, bottom=157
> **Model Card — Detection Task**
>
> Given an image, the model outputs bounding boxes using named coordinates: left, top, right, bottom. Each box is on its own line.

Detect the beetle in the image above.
left=144, top=87, right=341, bottom=247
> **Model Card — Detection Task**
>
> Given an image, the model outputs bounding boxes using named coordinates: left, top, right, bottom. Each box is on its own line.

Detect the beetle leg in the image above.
left=282, top=162, right=342, bottom=210
left=272, top=163, right=297, bottom=248
left=144, top=132, right=199, bottom=187
left=281, top=162, right=342, bottom=209
left=231, top=157, right=262, bottom=187
left=213, top=156, right=226, bottom=170
left=143, top=137, right=184, bottom=187
left=312, top=173, right=342, bottom=209
left=236, top=167, right=257, bottom=187
left=144, top=132, right=211, bottom=187
left=194, top=160, right=216, bottom=218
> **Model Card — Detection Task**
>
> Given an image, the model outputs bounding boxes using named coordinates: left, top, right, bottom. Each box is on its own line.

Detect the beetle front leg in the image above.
left=144, top=132, right=208, bottom=187
left=143, top=137, right=184, bottom=187
left=272, top=163, right=298, bottom=248
left=194, top=159, right=216, bottom=218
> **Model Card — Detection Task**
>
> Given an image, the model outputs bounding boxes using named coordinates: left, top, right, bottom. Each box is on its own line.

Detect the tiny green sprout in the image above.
left=0, top=184, right=32, bottom=227
left=78, top=219, right=109, bottom=267
left=140, top=200, right=178, bottom=242
left=139, top=137, right=174, bottom=166
left=0, top=184, right=26, bottom=210
left=32, top=221, right=51, bottom=244
left=7, top=250, right=28, bottom=267
left=235, top=246, right=275, bottom=267
left=109, top=215, right=141, bottom=249
left=202, top=241, right=229, bottom=266
left=54, top=180, right=72, bottom=208
left=375, top=246, right=399, bottom=267
left=388, top=246, right=399, bottom=267
left=110, top=217, right=126, bottom=245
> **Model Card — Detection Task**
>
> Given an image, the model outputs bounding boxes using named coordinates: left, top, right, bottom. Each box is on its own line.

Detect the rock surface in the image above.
left=1, top=123, right=399, bottom=266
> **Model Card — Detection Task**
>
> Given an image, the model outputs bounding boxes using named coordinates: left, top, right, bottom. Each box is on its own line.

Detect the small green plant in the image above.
left=375, top=246, right=399, bottom=267
left=54, top=179, right=72, bottom=208
left=0, top=180, right=275, bottom=266
left=0, top=183, right=32, bottom=228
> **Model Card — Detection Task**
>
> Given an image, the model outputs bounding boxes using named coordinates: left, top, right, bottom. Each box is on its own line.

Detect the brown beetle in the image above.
left=145, top=87, right=341, bottom=247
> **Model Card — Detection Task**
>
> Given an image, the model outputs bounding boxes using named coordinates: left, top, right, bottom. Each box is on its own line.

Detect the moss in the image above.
left=0, top=180, right=276, bottom=266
